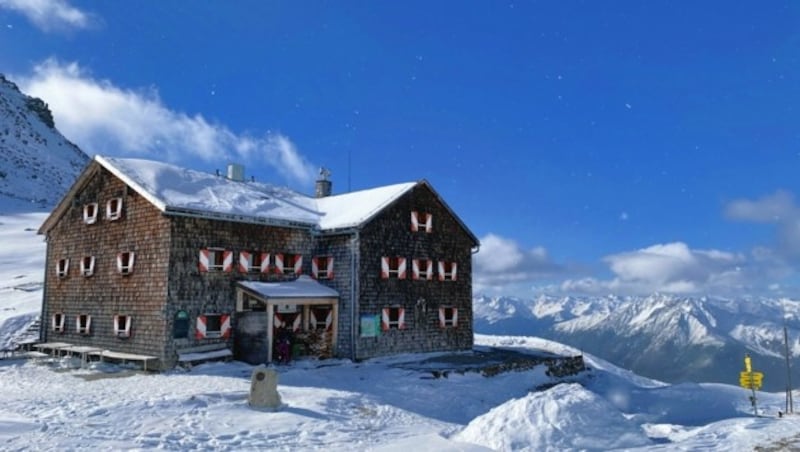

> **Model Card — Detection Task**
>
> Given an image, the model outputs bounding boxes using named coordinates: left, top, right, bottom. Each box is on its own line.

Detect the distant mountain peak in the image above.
left=0, top=73, right=89, bottom=210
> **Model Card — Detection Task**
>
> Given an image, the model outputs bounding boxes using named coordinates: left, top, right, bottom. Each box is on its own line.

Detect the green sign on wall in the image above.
left=360, top=314, right=380, bottom=338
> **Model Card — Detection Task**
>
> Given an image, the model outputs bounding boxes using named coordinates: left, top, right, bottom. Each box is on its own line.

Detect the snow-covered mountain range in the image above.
left=0, top=74, right=88, bottom=211
left=474, top=293, right=800, bottom=391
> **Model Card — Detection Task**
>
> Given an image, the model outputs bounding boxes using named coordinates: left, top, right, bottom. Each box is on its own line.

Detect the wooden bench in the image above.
left=177, top=343, right=232, bottom=366
left=88, top=350, right=158, bottom=371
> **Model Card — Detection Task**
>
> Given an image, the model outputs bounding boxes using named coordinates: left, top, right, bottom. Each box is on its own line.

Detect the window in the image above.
left=412, top=258, right=433, bottom=280
left=275, top=253, right=302, bottom=275
left=439, top=307, right=458, bottom=328
left=310, top=306, right=333, bottom=330
left=411, top=211, right=433, bottom=233
left=380, top=256, right=407, bottom=279
left=312, top=256, right=334, bottom=279
left=381, top=306, right=406, bottom=330
left=239, top=293, right=267, bottom=312
left=56, top=258, right=70, bottom=278
left=51, top=312, right=65, bottom=333
left=76, top=314, right=92, bottom=335
left=83, top=202, right=98, bottom=224
left=80, top=256, right=95, bottom=277
left=113, top=315, right=132, bottom=338
left=238, top=251, right=270, bottom=273
left=195, top=314, right=231, bottom=339
left=199, top=248, right=232, bottom=272
left=438, top=261, right=458, bottom=281
left=116, top=252, right=135, bottom=275
left=106, top=197, right=123, bottom=221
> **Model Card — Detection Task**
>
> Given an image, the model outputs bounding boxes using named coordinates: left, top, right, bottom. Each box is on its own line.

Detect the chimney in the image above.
left=315, top=167, right=332, bottom=198
left=227, top=163, right=244, bottom=182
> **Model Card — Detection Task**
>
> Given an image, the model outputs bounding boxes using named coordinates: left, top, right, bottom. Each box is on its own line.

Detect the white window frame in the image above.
left=411, top=211, right=433, bottom=233
left=439, top=306, right=458, bottom=328
left=106, top=197, right=123, bottom=221
left=51, top=312, right=65, bottom=333
left=113, top=314, right=132, bottom=338
left=438, top=260, right=457, bottom=281
left=56, top=258, right=70, bottom=278
left=80, top=256, right=95, bottom=277
left=275, top=253, right=302, bottom=275
left=117, top=251, right=135, bottom=275
left=76, top=314, right=92, bottom=335
left=83, top=202, right=99, bottom=224
left=239, top=251, right=270, bottom=273
left=312, top=256, right=334, bottom=280
left=195, top=313, right=231, bottom=339
left=412, top=258, right=433, bottom=280
left=381, top=256, right=407, bottom=279
left=381, top=306, right=406, bottom=330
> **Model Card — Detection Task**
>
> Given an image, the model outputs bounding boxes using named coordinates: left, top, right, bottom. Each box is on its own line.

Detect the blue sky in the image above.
left=3, top=1, right=800, bottom=298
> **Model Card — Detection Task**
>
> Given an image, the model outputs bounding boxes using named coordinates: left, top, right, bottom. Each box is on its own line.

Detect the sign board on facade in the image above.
left=360, top=315, right=380, bottom=337
left=276, top=304, right=299, bottom=314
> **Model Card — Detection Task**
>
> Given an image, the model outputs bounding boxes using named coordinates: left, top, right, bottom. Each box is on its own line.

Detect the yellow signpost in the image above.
left=740, top=354, right=764, bottom=416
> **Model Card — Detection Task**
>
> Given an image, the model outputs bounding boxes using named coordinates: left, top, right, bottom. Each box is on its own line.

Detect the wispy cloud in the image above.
left=16, top=59, right=317, bottom=187
left=0, top=0, right=93, bottom=32
left=559, top=242, right=763, bottom=296
left=726, top=190, right=800, bottom=259
left=474, top=233, right=565, bottom=294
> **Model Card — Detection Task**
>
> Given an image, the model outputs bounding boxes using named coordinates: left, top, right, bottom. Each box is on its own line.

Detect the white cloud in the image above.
left=474, top=233, right=564, bottom=294
left=0, top=0, right=92, bottom=31
left=726, top=190, right=800, bottom=259
left=16, top=59, right=316, bottom=186
left=561, top=242, right=749, bottom=296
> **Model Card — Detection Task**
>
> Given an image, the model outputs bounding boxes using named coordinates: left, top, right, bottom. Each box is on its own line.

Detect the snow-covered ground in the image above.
left=2, top=211, right=800, bottom=451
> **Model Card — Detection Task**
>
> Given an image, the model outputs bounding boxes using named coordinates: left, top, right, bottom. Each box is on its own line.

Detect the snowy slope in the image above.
left=474, top=294, right=800, bottom=391
left=1, top=210, right=800, bottom=450
left=0, top=74, right=88, bottom=212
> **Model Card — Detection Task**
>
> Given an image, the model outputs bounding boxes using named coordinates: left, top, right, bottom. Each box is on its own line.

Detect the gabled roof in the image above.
left=40, top=155, right=479, bottom=246
left=238, top=275, right=339, bottom=300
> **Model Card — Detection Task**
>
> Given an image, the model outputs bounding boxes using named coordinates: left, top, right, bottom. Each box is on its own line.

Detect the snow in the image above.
left=96, top=155, right=417, bottom=231
left=239, top=275, right=340, bottom=299
left=4, top=213, right=800, bottom=450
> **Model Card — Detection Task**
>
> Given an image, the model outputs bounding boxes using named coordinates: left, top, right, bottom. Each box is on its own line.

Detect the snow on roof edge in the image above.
left=95, top=155, right=168, bottom=212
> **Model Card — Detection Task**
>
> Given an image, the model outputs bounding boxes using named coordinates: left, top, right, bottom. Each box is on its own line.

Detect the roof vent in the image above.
left=315, top=167, right=332, bottom=198
left=227, top=163, right=244, bottom=182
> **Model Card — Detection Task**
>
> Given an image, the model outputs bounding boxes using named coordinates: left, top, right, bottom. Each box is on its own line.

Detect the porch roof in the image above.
left=237, top=275, right=339, bottom=300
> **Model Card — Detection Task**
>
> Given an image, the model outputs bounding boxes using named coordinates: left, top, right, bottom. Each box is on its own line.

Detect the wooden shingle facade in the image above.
left=39, top=156, right=479, bottom=369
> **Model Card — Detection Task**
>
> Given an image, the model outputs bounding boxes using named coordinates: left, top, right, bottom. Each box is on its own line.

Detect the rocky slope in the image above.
left=0, top=74, right=88, bottom=211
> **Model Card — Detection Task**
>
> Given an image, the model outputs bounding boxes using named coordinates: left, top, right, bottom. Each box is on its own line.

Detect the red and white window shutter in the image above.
left=438, top=261, right=458, bottom=281
left=113, top=315, right=132, bottom=337
left=312, top=256, right=334, bottom=279
left=412, top=259, right=433, bottom=280
left=195, top=314, right=231, bottom=339
left=293, top=255, right=303, bottom=275
left=273, top=253, right=284, bottom=274
left=259, top=253, right=270, bottom=273
left=381, top=307, right=406, bottom=330
left=380, top=257, right=407, bottom=279
left=117, top=252, right=135, bottom=275
left=238, top=251, right=251, bottom=273
left=438, top=307, right=458, bottom=328
left=310, top=308, right=334, bottom=331
left=411, top=211, right=433, bottom=233
left=199, top=249, right=210, bottom=272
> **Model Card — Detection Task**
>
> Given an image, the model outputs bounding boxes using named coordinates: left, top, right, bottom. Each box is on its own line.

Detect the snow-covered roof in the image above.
left=40, top=155, right=477, bottom=245
left=238, top=275, right=339, bottom=299
left=97, top=155, right=418, bottom=230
